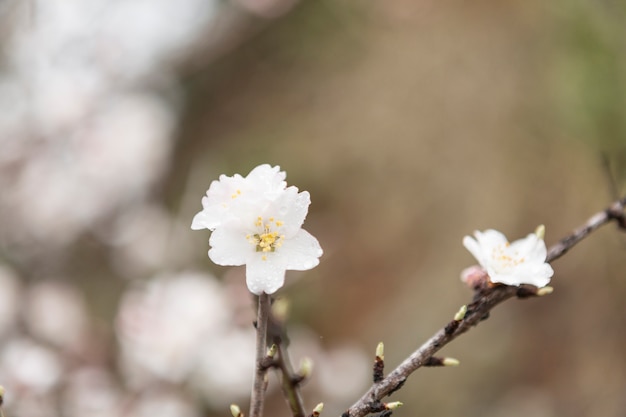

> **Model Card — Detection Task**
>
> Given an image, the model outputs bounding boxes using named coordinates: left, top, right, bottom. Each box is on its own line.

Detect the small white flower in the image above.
left=462, top=227, right=554, bottom=288
left=192, top=165, right=323, bottom=295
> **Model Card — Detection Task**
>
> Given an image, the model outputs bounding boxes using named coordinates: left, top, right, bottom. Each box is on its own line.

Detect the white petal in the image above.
left=279, top=229, right=323, bottom=271
left=247, top=164, right=286, bottom=187
left=462, top=235, right=486, bottom=266
left=509, top=233, right=541, bottom=259
left=191, top=210, right=210, bottom=230
left=267, top=188, right=310, bottom=236
left=528, top=264, right=554, bottom=287
left=476, top=229, right=508, bottom=248
left=527, top=235, right=548, bottom=261
left=191, top=205, right=228, bottom=231
left=488, top=262, right=554, bottom=287
left=208, top=224, right=250, bottom=266
left=245, top=255, right=287, bottom=295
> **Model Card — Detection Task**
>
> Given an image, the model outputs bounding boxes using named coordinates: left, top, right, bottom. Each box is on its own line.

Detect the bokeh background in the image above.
left=1, top=0, right=626, bottom=416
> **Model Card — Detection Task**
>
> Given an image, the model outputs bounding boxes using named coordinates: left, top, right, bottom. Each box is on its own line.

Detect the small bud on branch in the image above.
left=310, top=402, right=324, bottom=417
left=537, top=286, right=554, bottom=296
left=384, top=401, right=403, bottom=410
left=373, top=342, right=385, bottom=383
left=454, top=305, right=467, bottom=321
left=230, top=404, right=243, bottom=417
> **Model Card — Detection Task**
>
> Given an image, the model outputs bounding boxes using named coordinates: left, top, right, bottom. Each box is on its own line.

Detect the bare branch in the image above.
left=343, top=195, right=626, bottom=417
left=250, top=293, right=271, bottom=417
left=268, top=300, right=308, bottom=417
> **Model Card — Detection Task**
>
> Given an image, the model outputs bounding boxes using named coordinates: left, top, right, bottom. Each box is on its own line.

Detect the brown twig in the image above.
left=276, top=342, right=308, bottom=417
left=268, top=302, right=308, bottom=417
left=342, top=195, right=626, bottom=417
left=250, top=293, right=271, bottom=417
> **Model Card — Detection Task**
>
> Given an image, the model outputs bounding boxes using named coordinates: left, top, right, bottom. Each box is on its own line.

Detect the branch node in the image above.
left=444, top=320, right=459, bottom=335
left=368, top=400, right=386, bottom=413
left=606, top=207, right=626, bottom=229
left=386, top=377, right=406, bottom=396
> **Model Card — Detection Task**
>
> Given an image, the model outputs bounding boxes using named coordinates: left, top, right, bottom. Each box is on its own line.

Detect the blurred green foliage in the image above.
left=552, top=0, right=626, bottom=194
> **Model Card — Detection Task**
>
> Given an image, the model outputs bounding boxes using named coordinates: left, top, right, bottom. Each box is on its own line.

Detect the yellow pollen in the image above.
left=248, top=216, right=285, bottom=254
left=491, top=244, right=525, bottom=269
left=231, top=189, right=242, bottom=199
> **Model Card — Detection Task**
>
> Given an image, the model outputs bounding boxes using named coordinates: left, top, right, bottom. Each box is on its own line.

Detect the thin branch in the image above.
left=343, top=195, right=626, bottom=417
left=250, top=293, right=271, bottom=417
left=268, top=302, right=308, bottom=417
left=276, top=342, right=307, bottom=417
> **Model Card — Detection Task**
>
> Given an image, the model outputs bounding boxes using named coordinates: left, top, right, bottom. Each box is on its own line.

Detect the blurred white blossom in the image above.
left=0, top=0, right=217, bottom=247
left=61, top=368, right=123, bottom=417
left=23, top=281, right=89, bottom=351
left=116, top=270, right=258, bottom=406
left=0, top=266, right=21, bottom=338
left=125, top=389, right=201, bottom=417
left=116, top=271, right=232, bottom=384
left=0, top=338, right=63, bottom=394
left=190, top=329, right=256, bottom=407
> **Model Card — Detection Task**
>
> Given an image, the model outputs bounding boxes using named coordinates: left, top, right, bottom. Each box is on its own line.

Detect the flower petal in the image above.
left=246, top=164, right=287, bottom=199
left=191, top=210, right=212, bottom=230
left=264, top=187, right=311, bottom=236
left=245, top=255, right=287, bottom=295
left=462, top=235, right=486, bottom=267
left=279, top=229, right=323, bottom=271
left=208, top=223, right=250, bottom=266
left=475, top=229, right=508, bottom=248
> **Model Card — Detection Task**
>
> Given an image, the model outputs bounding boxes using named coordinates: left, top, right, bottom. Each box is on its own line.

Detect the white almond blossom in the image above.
left=192, top=164, right=323, bottom=295
left=462, top=226, right=554, bottom=288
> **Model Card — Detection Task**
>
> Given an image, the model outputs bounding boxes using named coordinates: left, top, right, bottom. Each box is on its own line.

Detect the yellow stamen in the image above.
left=248, top=216, right=285, bottom=254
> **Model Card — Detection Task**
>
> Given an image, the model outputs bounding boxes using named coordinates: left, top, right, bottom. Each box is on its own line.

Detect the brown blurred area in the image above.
left=2, top=0, right=626, bottom=416
left=174, top=1, right=626, bottom=415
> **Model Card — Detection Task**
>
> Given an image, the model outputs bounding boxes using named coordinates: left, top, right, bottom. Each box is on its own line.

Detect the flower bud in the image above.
left=536, top=286, right=554, bottom=296
left=385, top=401, right=403, bottom=410
left=375, top=342, right=384, bottom=360
left=454, top=305, right=467, bottom=321
left=312, top=403, right=324, bottom=416
left=442, top=357, right=460, bottom=366
left=299, top=357, right=313, bottom=378
left=535, top=224, right=546, bottom=240
left=230, top=404, right=242, bottom=417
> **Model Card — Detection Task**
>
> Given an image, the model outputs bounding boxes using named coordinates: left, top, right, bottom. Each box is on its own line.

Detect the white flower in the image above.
left=192, top=165, right=323, bottom=295
left=462, top=227, right=553, bottom=288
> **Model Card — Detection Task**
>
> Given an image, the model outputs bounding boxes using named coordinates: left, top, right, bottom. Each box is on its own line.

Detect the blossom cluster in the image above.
left=192, top=164, right=323, bottom=295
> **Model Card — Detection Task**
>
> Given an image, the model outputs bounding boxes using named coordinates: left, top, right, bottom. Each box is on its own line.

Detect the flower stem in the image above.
left=250, top=292, right=271, bottom=417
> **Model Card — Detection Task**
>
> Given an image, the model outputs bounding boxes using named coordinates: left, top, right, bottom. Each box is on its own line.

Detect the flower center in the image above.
left=247, top=216, right=285, bottom=260
left=491, top=242, right=525, bottom=272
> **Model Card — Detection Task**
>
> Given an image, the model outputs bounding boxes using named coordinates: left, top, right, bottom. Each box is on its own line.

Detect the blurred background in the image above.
left=1, top=0, right=625, bottom=416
